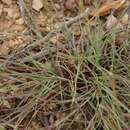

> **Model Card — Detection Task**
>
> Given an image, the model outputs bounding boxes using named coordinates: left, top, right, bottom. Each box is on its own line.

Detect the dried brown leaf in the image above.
left=91, top=0, right=128, bottom=18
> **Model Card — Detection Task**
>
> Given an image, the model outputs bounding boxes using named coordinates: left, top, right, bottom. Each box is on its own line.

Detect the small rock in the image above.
left=3, top=100, right=11, bottom=108
left=64, top=0, right=77, bottom=10
left=50, top=36, right=58, bottom=44
left=11, top=24, right=25, bottom=32
left=106, top=15, right=118, bottom=29
left=46, top=26, right=51, bottom=31
left=55, top=3, right=61, bottom=10
left=4, top=7, right=20, bottom=19
left=15, top=18, right=24, bottom=25
left=32, top=0, right=43, bottom=11
left=6, top=8, right=13, bottom=18
left=0, top=43, right=9, bottom=55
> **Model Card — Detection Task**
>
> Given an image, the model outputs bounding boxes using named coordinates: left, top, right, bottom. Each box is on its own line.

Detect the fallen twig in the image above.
left=90, top=0, right=128, bottom=19
left=12, top=8, right=90, bottom=61
left=18, top=0, right=42, bottom=38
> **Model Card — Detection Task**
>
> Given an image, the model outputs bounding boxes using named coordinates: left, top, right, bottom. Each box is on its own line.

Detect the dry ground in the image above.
left=0, top=0, right=130, bottom=130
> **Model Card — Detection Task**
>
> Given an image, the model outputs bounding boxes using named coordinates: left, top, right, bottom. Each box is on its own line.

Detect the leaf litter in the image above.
left=0, top=0, right=130, bottom=130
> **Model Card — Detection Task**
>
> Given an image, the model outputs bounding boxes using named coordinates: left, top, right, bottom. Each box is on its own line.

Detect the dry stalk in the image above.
left=14, top=8, right=90, bottom=61
left=18, top=0, right=42, bottom=38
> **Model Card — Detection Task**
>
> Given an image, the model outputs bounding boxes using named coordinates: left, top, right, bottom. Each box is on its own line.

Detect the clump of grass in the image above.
left=0, top=13, right=130, bottom=130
